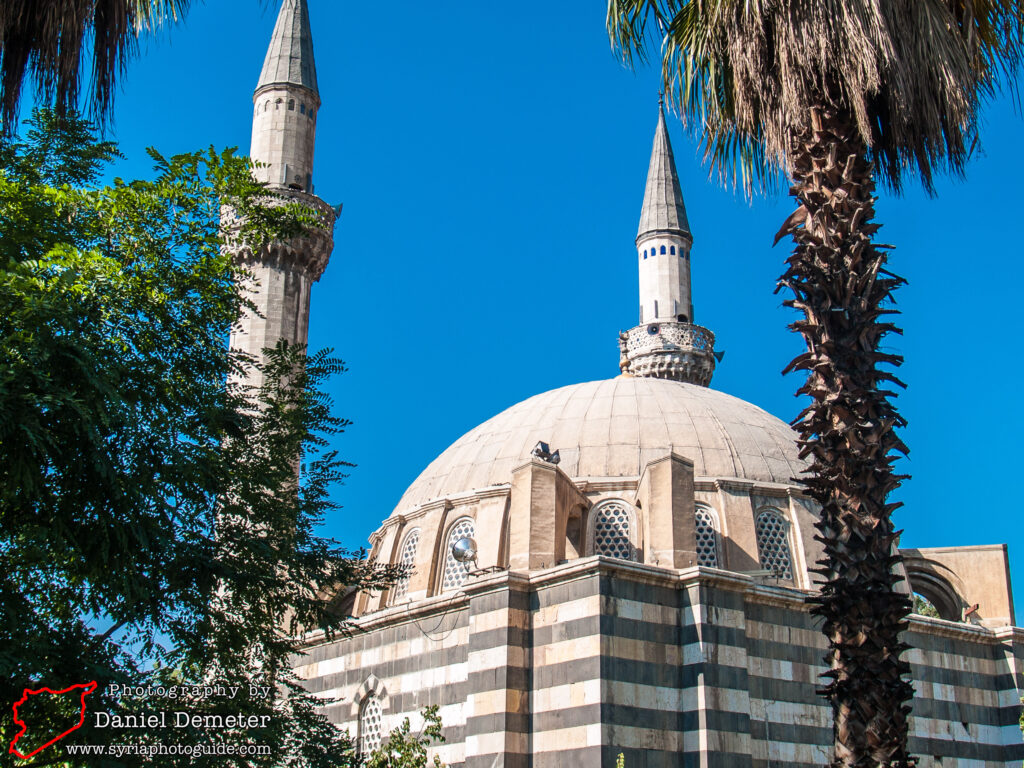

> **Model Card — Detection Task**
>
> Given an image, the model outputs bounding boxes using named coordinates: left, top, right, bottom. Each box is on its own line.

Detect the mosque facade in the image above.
left=235, top=2, right=1024, bottom=766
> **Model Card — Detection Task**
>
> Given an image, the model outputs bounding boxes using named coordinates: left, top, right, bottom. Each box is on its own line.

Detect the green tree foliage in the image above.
left=912, top=594, right=941, bottom=619
left=0, top=110, right=399, bottom=766
left=360, top=706, right=446, bottom=768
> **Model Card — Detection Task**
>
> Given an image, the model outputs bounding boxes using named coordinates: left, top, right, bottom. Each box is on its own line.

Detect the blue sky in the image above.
left=56, top=1, right=1024, bottom=617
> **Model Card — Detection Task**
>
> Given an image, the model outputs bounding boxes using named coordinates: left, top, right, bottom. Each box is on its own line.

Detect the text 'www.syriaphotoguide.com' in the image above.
left=64, top=743, right=271, bottom=758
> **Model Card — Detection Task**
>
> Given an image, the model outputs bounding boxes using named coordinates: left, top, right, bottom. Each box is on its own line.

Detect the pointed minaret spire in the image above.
left=618, top=102, right=716, bottom=387
left=250, top=0, right=321, bottom=191
left=637, top=100, right=692, bottom=246
left=257, top=0, right=319, bottom=96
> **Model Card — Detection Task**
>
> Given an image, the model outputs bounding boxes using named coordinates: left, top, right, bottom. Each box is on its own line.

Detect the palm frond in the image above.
left=607, top=0, right=1024, bottom=194
left=130, top=0, right=190, bottom=31
left=0, top=0, right=192, bottom=133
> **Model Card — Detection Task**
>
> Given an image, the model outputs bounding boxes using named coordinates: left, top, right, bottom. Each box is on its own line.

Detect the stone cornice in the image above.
left=694, top=477, right=809, bottom=499
left=573, top=477, right=640, bottom=494
left=301, top=557, right=1019, bottom=648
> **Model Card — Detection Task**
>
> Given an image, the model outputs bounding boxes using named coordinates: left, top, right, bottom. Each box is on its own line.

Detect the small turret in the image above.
left=620, top=103, right=716, bottom=387
left=250, top=0, right=320, bottom=192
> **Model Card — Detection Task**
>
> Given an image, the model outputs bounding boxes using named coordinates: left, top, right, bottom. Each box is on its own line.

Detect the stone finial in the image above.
left=618, top=331, right=631, bottom=374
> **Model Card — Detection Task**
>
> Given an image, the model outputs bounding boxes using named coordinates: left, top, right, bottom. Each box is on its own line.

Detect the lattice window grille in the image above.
left=441, top=518, right=475, bottom=592
left=359, top=695, right=383, bottom=756
left=755, top=510, right=793, bottom=579
left=695, top=506, right=719, bottom=568
left=592, top=501, right=634, bottom=561
left=391, top=529, right=420, bottom=603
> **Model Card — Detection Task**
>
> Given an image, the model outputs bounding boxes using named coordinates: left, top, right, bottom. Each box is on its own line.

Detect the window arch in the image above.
left=695, top=504, right=720, bottom=568
left=440, top=517, right=475, bottom=592
left=288, top=99, right=295, bottom=111
left=588, top=499, right=636, bottom=561
left=660, top=245, right=666, bottom=254
left=905, top=566, right=964, bottom=621
left=670, top=245, right=676, bottom=255
left=754, top=508, right=793, bottom=579
left=390, top=528, right=421, bottom=604
left=359, top=695, right=383, bottom=755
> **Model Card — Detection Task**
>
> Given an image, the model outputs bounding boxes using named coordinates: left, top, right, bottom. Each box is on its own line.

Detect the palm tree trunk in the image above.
left=778, top=104, right=916, bottom=768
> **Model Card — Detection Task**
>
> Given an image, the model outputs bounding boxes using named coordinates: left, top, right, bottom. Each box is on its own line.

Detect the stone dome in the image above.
left=395, top=376, right=806, bottom=513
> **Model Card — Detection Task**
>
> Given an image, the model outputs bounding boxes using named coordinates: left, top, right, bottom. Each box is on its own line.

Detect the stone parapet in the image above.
left=620, top=321, right=716, bottom=386
left=226, top=187, right=335, bottom=281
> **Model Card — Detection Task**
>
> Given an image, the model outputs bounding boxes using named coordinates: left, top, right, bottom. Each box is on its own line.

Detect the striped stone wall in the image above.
left=296, top=558, right=1024, bottom=767
left=298, top=594, right=472, bottom=766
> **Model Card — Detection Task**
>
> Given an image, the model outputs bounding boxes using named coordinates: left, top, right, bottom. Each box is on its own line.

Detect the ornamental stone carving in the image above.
left=222, top=188, right=335, bottom=281
left=620, top=321, right=716, bottom=386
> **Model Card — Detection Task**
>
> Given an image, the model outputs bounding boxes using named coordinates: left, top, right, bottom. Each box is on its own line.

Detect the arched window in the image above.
left=589, top=500, right=636, bottom=561
left=390, top=528, right=420, bottom=603
left=440, top=517, right=475, bottom=592
left=670, top=245, right=676, bottom=255
left=275, top=98, right=282, bottom=110
left=643, top=249, right=647, bottom=259
left=695, top=505, right=720, bottom=568
left=755, top=508, right=793, bottom=579
left=659, top=245, right=666, bottom=254
left=300, top=103, right=306, bottom=114
left=288, top=99, right=295, bottom=111
left=359, top=695, right=383, bottom=755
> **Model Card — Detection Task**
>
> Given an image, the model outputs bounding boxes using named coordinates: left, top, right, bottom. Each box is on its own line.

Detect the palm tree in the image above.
left=607, top=2, right=1021, bottom=766
left=0, top=0, right=190, bottom=132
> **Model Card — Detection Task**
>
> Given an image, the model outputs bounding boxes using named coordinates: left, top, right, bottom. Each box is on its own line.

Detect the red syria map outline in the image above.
left=8, top=681, right=98, bottom=759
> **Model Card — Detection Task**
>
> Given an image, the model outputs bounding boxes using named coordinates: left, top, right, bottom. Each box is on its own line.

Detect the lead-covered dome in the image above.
left=395, top=377, right=806, bottom=513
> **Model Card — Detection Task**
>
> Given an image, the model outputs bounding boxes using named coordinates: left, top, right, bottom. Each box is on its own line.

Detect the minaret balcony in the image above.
left=620, top=321, right=717, bottom=387
left=222, top=186, right=336, bottom=281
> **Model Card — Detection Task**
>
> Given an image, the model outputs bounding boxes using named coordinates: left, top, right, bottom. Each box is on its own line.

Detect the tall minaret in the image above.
left=619, top=103, right=717, bottom=386
left=231, top=0, right=334, bottom=391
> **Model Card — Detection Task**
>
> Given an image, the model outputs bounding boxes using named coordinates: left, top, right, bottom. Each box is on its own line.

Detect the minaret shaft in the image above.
left=250, top=86, right=319, bottom=191
left=250, top=0, right=320, bottom=192
left=637, top=236, right=693, bottom=324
